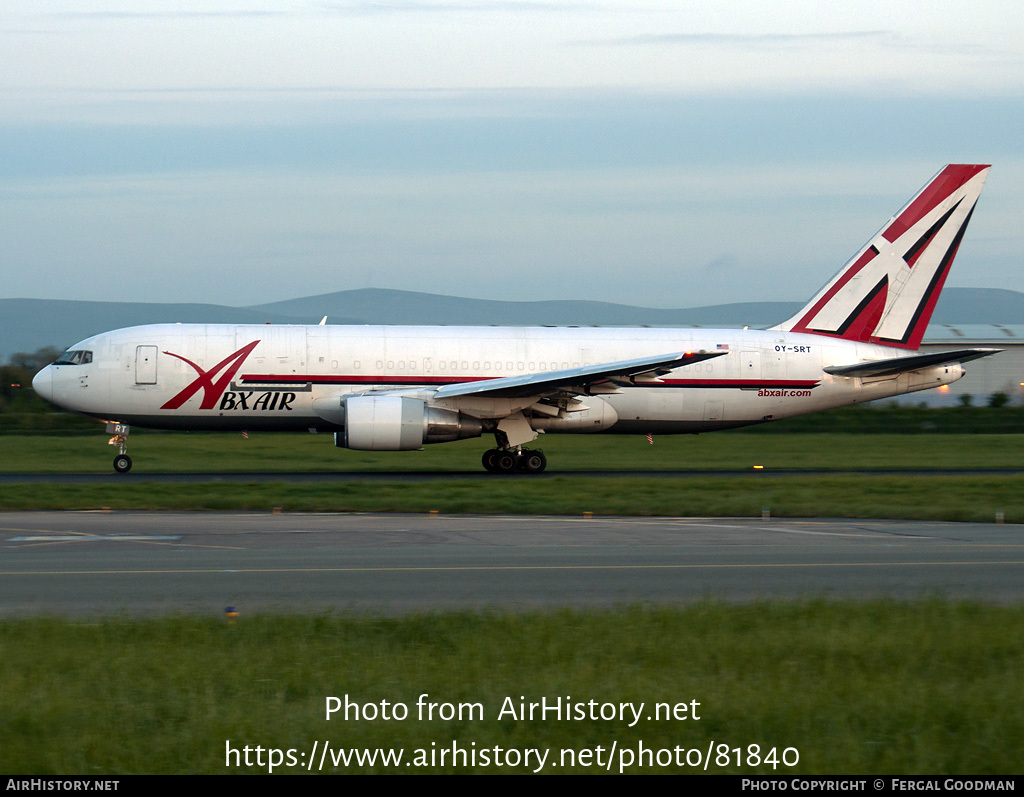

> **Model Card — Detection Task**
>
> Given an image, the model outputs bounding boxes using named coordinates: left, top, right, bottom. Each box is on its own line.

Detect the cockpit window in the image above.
left=54, top=350, right=92, bottom=365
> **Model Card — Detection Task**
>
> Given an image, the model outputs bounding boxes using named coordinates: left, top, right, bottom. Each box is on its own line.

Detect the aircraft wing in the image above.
left=433, top=350, right=727, bottom=399
left=823, top=348, right=1001, bottom=378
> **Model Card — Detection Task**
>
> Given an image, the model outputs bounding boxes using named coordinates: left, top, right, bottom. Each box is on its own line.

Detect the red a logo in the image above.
left=160, top=340, right=261, bottom=410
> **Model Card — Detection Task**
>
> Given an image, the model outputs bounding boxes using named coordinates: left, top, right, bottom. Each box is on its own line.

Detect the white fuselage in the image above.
left=32, top=323, right=963, bottom=435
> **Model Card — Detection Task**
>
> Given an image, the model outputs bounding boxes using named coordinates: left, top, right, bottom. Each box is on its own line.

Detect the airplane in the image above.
left=32, top=164, right=999, bottom=474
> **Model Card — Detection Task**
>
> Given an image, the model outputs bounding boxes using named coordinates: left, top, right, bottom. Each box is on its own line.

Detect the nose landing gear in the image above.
left=106, top=422, right=132, bottom=473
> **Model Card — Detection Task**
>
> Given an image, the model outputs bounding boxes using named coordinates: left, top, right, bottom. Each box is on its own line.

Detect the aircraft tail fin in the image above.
left=772, top=164, right=990, bottom=349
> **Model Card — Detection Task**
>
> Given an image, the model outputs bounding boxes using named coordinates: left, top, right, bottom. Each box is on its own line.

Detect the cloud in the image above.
left=316, top=0, right=585, bottom=14
left=54, top=10, right=286, bottom=20
left=583, top=28, right=1013, bottom=60
left=588, top=30, right=897, bottom=48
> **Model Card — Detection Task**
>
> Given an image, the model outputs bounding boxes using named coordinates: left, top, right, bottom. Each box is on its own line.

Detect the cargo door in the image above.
left=703, top=401, right=724, bottom=421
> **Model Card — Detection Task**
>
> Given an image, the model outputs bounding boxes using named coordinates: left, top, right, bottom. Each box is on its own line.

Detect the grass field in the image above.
left=2, top=429, right=1023, bottom=473
left=1, top=432, right=1023, bottom=520
left=2, top=603, right=1021, bottom=775
left=4, top=433, right=1022, bottom=775
left=2, top=474, right=1023, bottom=522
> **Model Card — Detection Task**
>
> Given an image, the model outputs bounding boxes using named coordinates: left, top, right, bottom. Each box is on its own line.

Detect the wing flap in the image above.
left=434, top=350, right=728, bottom=399
left=824, top=348, right=1000, bottom=378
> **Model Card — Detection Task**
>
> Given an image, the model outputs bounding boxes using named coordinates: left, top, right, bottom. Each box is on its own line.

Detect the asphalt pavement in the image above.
left=3, top=511, right=1022, bottom=614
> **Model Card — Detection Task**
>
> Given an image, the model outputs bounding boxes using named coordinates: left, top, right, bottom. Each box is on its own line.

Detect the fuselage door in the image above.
left=136, top=345, right=158, bottom=385
left=740, top=350, right=762, bottom=379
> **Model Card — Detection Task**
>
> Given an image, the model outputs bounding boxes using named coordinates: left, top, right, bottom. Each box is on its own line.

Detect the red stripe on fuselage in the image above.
left=657, top=379, right=820, bottom=389
left=239, top=374, right=820, bottom=390
left=240, top=374, right=486, bottom=385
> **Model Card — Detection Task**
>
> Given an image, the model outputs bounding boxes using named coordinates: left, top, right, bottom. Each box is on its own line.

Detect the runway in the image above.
left=2, top=512, right=1022, bottom=614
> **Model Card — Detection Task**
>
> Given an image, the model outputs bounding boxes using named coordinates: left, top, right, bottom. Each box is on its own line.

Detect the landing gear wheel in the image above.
left=494, top=451, right=519, bottom=473
left=482, top=449, right=501, bottom=472
left=113, top=454, right=133, bottom=474
left=518, top=450, right=547, bottom=474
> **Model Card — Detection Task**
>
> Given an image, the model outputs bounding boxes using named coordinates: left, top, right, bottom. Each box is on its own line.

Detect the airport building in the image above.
left=918, top=324, right=1024, bottom=406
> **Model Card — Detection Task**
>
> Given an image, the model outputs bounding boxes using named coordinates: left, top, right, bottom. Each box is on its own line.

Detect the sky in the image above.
left=2, top=1, right=1023, bottom=309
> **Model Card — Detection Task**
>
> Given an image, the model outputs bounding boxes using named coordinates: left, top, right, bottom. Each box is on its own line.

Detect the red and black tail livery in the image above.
left=775, top=165, right=990, bottom=349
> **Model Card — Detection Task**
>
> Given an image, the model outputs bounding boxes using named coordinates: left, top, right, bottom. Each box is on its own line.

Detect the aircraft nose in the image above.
left=32, top=366, right=53, bottom=403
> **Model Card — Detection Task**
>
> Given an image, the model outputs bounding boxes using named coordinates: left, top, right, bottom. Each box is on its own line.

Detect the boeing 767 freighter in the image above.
left=32, top=164, right=998, bottom=473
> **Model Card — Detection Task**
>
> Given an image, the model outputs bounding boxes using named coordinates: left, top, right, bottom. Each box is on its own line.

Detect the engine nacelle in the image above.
left=333, top=396, right=483, bottom=451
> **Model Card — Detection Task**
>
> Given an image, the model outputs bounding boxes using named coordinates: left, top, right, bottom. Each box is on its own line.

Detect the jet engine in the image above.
left=328, top=395, right=483, bottom=451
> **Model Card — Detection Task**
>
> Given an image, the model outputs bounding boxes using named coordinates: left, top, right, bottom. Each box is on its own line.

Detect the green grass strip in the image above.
left=3, top=432, right=1024, bottom=473
left=2, top=475, right=1023, bottom=522
left=1, top=603, right=1021, bottom=774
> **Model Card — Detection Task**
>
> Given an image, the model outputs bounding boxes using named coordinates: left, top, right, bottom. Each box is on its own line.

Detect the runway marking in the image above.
left=5, top=535, right=243, bottom=550
left=321, top=515, right=897, bottom=538
left=3, top=561, right=1022, bottom=576
left=137, top=540, right=247, bottom=550
left=401, top=515, right=907, bottom=538
left=9, top=535, right=181, bottom=542
left=649, top=522, right=891, bottom=538
left=3, top=530, right=100, bottom=548
left=0, top=526, right=81, bottom=533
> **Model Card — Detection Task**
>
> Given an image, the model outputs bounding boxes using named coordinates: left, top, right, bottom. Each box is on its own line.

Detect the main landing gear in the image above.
left=481, top=448, right=547, bottom=474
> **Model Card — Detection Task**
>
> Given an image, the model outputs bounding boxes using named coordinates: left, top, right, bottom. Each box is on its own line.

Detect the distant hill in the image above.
left=3, top=287, right=1023, bottom=361
left=247, top=288, right=802, bottom=328
left=934, top=288, right=1024, bottom=324
left=0, top=299, right=359, bottom=360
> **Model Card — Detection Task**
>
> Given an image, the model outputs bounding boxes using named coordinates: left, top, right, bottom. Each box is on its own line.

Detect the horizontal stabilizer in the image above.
left=434, top=350, right=727, bottom=399
left=823, top=348, right=1000, bottom=378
